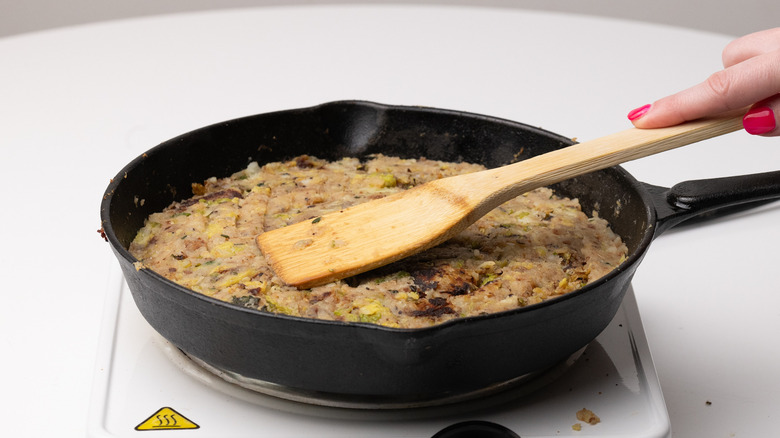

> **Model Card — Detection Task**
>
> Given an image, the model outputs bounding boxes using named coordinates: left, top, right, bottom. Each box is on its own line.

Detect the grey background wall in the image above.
left=1, top=0, right=777, bottom=38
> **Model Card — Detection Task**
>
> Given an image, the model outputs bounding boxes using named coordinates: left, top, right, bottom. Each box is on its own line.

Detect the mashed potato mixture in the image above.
left=129, top=155, right=627, bottom=328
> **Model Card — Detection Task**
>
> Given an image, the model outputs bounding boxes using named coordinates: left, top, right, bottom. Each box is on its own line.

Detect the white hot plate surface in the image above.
left=88, top=265, right=670, bottom=437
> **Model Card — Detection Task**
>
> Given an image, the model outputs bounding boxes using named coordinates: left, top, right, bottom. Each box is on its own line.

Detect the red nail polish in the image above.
left=743, top=106, right=776, bottom=135
left=627, top=104, right=651, bottom=121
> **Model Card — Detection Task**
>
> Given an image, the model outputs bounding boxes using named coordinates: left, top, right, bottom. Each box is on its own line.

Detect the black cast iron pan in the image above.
left=100, top=101, right=780, bottom=408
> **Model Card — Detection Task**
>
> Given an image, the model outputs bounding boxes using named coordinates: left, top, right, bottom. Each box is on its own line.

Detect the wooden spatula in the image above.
left=257, top=110, right=745, bottom=288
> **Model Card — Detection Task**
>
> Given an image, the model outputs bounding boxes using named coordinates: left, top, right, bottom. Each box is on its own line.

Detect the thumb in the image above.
left=628, top=93, right=780, bottom=137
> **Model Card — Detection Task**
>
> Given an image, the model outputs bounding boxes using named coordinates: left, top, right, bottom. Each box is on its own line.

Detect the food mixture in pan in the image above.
left=129, top=154, right=628, bottom=328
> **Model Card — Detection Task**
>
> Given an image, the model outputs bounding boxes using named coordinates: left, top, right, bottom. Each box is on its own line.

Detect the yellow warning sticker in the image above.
left=135, top=407, right=199, bottom=431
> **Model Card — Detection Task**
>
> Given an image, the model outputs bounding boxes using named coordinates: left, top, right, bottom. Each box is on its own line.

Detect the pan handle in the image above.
left=643, top=170, right=780, bottom=236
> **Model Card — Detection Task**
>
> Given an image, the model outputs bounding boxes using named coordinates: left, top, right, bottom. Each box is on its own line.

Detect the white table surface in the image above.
left=1, top=5, right=778, bottom=437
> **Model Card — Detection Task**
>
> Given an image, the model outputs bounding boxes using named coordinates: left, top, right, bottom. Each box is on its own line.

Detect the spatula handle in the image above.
left=469, top=109, right=747, bottom=215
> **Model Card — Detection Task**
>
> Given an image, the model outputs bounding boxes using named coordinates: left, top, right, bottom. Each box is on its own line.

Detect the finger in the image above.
left=743, top=94, right=780, bottom=136
left=723, top=27, right=780, bottom=67
left=629, top=48, right=780, bottom=128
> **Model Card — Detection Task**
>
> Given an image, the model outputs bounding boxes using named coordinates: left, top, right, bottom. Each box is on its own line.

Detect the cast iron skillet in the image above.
left=100, top=101, right=780, bottom=407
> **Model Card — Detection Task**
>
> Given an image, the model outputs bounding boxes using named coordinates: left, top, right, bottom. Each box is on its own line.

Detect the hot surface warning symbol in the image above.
left=135, top=407, right=200, bottom=431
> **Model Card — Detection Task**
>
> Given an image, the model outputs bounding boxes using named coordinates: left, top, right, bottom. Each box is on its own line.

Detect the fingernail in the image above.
left=743, top=106, right=776, bottom=135
left=627, top=104, right=651, bottom=121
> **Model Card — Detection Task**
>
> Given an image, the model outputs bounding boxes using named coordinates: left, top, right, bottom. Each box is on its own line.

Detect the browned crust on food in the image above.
left=177, top=188, right=244, bottom=209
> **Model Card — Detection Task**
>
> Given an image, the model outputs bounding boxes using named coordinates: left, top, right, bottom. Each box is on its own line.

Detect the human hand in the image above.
left=628, top=27, right=780, bottom=136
